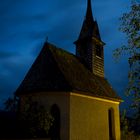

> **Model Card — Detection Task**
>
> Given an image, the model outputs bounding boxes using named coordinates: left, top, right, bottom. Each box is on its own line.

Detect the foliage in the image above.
left=4, top=96, right=19, bottom=112
left=113, top=0, right=140, bottom=108
left=121, top=131, right=140, bottom=140
left=114, top=1, right=140, bottom=136
left=20, top=98, right=54, bottom=138
left=120, top=110, right=140, bottom=140
left=130, top=106, right=140, bottom=135
left=3, top=96, right=54, bottom=138
left=120, top=110, right=130, bottom=134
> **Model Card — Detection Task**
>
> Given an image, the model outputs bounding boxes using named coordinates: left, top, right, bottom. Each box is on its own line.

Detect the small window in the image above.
left=96, top=45, right=102, bottom=57
left=108, top=108, right=115, bottom=140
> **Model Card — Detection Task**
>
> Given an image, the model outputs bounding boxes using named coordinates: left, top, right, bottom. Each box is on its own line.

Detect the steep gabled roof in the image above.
left=16, top=42, right=120, bottom=101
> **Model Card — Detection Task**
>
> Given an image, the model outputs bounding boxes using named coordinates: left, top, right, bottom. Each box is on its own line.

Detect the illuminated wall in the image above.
left=19, top=92, right=120, bottom=140
left=70, top=92, right=120, bottom=140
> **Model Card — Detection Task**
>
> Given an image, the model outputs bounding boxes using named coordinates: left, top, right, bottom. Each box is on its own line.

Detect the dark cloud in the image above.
left=0, top=51, right=18, bottom=59
left=0, top=0, right=132, bottom=110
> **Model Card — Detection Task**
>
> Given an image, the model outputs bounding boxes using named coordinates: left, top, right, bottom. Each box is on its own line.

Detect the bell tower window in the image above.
left=96, top=45, right=102, bottom=57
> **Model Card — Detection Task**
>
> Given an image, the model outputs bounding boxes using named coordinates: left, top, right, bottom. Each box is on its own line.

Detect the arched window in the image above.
left=108, top=108, right=115, bottom=140
left=50, top=104, right=60, bottom=140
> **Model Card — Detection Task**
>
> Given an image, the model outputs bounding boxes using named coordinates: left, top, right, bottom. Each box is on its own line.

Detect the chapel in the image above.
left=16, top=0, right=121, bottom=139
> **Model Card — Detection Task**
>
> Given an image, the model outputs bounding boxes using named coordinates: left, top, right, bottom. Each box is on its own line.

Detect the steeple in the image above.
left=86, top=0, right=94, bottom=23
left=74, top=0, right=105, bottom=77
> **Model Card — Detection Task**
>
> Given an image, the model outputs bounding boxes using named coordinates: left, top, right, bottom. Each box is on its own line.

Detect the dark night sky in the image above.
left=0, top=0, right=131, bottom=111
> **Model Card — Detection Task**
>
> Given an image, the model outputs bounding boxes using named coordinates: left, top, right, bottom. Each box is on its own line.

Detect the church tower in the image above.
left=74, top=0, right=105, bottom=77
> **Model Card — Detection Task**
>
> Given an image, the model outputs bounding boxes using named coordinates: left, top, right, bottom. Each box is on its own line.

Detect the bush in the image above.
left=19, top=98, right=54, bottom=138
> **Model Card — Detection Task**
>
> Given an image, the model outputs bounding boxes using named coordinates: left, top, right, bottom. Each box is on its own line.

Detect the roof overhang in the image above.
left=70, top=92, right=123, bottom=104
left=92, top=37, right=106, bottom=46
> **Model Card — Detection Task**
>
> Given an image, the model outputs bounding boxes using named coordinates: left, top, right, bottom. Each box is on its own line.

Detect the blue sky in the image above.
left=0, top=0, right=131, bottom=111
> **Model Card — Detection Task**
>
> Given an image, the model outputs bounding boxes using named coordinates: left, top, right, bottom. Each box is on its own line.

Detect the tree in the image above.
left=114, top=0, right=140, bottom=137
left=4, top=96, right=19, bottom=112
left=114, top=0, right=140, bottom=108
left=3, top=96, right=54, bottom=138
left=20, top=98, right=54, bottom=138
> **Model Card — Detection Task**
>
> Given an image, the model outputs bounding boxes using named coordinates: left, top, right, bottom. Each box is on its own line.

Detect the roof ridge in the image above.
left=46, top=42, right=74, bottom=56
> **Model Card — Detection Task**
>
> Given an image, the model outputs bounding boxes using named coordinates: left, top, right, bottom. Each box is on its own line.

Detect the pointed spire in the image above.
left=86, top=0, right=94, bottom=22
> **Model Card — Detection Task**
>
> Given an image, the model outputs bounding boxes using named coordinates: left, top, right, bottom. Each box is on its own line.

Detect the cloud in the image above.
left=0, top=0, right=131, bottom=109
left=0, top=51, right=18, bottom=59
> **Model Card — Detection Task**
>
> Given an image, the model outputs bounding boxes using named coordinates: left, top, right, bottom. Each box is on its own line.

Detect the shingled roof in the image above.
left=15, top=42, right=121, bottom=101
